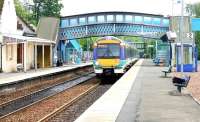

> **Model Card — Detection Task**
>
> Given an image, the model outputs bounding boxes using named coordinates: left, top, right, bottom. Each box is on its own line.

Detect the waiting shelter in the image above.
left=176, top=43, right=197, bottom=72
left=1, top=34, right=55, bottom=72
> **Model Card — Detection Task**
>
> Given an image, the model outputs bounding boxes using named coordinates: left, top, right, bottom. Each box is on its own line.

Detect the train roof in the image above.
left=96, top=36, right=123, bottom=43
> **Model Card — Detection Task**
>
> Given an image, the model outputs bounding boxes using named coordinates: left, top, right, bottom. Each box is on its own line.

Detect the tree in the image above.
left=14, top=0, right=36, bottom=26
left=33, top=0, right=63, bottom=24
left=186, top=2, right=200, bottom=59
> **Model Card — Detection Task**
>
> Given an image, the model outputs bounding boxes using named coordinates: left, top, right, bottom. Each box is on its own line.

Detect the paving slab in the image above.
left=0, top=62, right=92, bottom=86
left=137, top=59, right=200, bottom=122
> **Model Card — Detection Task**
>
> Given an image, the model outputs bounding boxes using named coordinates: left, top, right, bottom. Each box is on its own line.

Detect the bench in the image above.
left=17, top=64, right=24, bottom=72
left=172, top=76, right=190, bottom=93
left=153, top=58, right=160, bottom=65
left=162, top=65, right=172, bottom=77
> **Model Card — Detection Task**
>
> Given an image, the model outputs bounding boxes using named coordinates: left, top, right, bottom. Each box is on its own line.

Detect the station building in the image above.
left=0, top=0, right=55, bottom=72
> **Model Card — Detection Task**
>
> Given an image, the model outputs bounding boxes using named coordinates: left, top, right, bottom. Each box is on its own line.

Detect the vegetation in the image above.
left=14, top=0, right=63, bottom=26
left=32, top=0, right=63, bottom=24
left=0, top=0, right=4, bottom=14
left=186, top=2, right=200, bottom=59
left=14, top=0, right=36, bottom=25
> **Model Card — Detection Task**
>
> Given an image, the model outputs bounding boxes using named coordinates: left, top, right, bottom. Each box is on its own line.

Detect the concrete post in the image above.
left=35, top=44, right=37, bottom=70
left=42, top=44, right=44, bottom=68
left=24, top=42, right=27, bottom=72
left=50, top=44, right=53, bottom=67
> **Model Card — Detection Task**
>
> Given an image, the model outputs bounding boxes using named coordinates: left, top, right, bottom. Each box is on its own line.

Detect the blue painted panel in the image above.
left=177, top=64, right=193, bottom=72
left=191, top=18, right=200, bottom=31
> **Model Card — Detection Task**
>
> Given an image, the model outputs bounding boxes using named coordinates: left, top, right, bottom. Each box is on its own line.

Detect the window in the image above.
left=17, top=21, right=23, bottom=30
left=144, top=17, right=152, bottom=25
left=162, top=19, right=169, bottom=26
left=152, top=18, right=161, bottom=25
left=107, top=15, right=114, bottom=22
left=125, top=15, right=133, bottom=23
left=97, top=15, right=105, bottom=23
left=61, top=19, right=69, bottom=27
left=79, top=17, right=86, bottom=25
left=97, top=44, right=120, bottom=58
left=70, top=18, right=78, bottom=26
left=88, top=16, right=96, bottom=24
left=116, top=15, right=123, bottom=22
left=135, top=16, right=143, bottom=23
left=7, top=45, right=13, bottom=61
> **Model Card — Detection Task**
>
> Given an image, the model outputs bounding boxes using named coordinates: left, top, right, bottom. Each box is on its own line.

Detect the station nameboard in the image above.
left=191, top=18, right=200, bottom=31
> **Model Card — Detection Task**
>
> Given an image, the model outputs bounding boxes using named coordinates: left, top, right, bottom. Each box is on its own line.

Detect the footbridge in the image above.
left=59, top=12, right=169, bottom=40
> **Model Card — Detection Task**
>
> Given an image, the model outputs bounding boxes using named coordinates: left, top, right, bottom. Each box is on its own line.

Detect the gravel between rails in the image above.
left=49, top=83, right=112, bottom=122
left=0, top=67, right=93, bottom=105
left=0, top=78, right=99, bottom=122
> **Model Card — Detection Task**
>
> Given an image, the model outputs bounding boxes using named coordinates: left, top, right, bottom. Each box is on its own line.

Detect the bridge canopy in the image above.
left=59, top=12, right=169, bottom=40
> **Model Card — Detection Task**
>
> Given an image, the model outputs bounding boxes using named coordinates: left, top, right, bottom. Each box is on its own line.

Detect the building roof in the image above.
left=2, top=33, right=56, bottom=44
left=0, top=0, right=4, bottom=15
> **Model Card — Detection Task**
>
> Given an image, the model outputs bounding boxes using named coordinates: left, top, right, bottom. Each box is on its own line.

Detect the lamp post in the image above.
left=180, top=0, right=184, bottom=74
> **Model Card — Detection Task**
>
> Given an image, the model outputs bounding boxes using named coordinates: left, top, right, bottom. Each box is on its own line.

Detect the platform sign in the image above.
left=191, top=18, right=200, bottom=31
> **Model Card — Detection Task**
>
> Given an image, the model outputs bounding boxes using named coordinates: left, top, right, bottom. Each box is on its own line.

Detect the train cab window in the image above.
left=97, top=44, right=120, bottom=58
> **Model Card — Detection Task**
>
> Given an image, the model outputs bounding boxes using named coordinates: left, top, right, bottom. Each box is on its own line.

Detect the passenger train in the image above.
left=93, top=36, right=138, bottom=75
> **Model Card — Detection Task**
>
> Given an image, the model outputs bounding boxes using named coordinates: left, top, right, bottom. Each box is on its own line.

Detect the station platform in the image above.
left=75, top=59, right=200, bottom=122
left=0, top=62, right=92, bottom=86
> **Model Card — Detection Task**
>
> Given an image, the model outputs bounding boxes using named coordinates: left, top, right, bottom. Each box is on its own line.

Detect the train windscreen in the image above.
left=97, top=44, right=120, bottom=58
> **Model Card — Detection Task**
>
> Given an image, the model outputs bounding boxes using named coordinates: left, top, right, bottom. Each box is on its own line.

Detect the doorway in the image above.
left=17, top=43, right=23, bottom=64
left=44, top=45, right=50, bottom=67
left=37, top=45, right=42, bottom=68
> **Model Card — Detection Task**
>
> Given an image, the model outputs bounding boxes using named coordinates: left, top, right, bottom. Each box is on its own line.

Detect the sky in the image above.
left=61, top=0, right=200, bottom=16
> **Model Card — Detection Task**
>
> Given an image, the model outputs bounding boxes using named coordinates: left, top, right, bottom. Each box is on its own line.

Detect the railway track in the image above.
left=0, top=72, right=96, bottom=120
left=43, top=80, right=116, bottom=122
left=38, top=83, right=100, bottom=122
left=0, top=66, right=93, bottom=105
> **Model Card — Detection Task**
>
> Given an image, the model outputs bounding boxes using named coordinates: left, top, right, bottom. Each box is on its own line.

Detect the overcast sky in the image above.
left=61, top=0, right=200, bottom=16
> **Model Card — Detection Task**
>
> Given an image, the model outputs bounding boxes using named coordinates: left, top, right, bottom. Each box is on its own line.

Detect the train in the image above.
left=93, top=36, right=138, bottom=75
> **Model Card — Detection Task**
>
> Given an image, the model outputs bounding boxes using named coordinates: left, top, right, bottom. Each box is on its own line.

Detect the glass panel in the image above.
left=97, top=15, right=105, bottom=23
left=61, top=19, right=69, bottom=27
left=97, top=44, right=120, bottom=58
left=162, top=19, right=169, bottom=26
left=107, top=15, right=114, bottom=22
left=184, top=46, right=192, bottom=64
left=152, top=18, right=161, bottom=25
left=135, top=16, right=143, bottom=23
left=79, top=17, right=86, bottom=25
left=88, top=16, right=96, bottom=24
left=144, top=17, right=152, bottom=24
left=125, top=15, right=133, bottom=23
left=116, top=15, right=123, bottom=22
left=70, top=18, right=78, bottom=26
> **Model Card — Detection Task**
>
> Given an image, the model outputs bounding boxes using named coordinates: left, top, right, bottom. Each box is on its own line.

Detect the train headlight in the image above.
left=95, top=61, right=99, bottom=66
